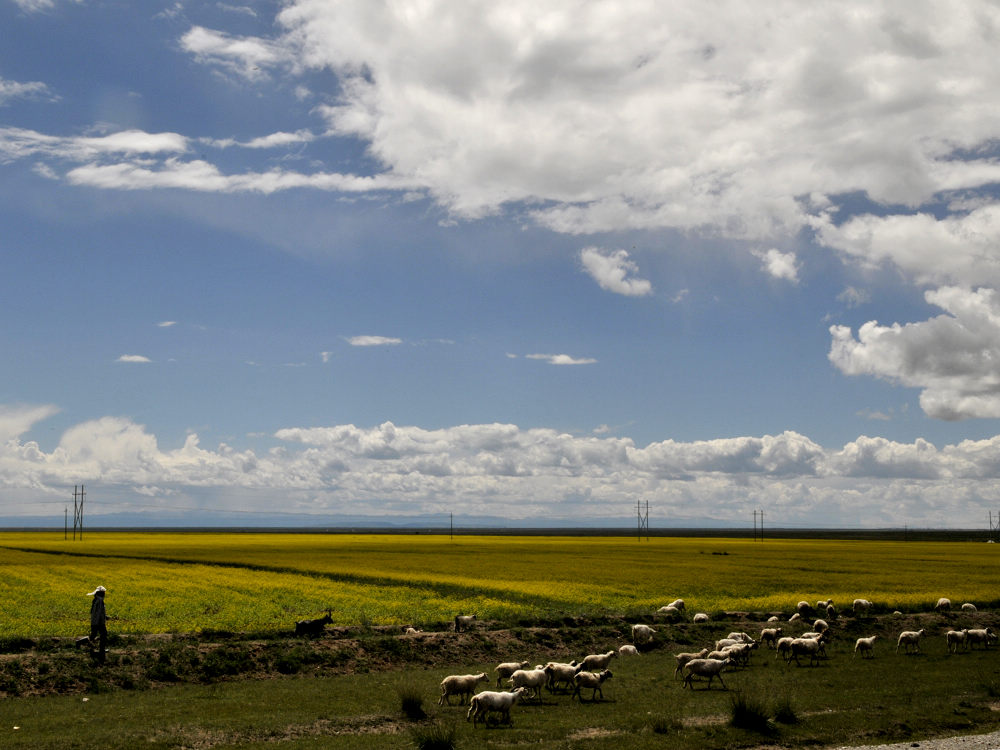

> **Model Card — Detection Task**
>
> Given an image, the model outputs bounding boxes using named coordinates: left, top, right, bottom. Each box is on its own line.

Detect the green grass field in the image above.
left=2, top=531, right=1000, bottom=749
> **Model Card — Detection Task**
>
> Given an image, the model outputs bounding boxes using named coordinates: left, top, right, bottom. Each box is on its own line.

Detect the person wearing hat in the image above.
left=87, top=585, right=107, bottom=664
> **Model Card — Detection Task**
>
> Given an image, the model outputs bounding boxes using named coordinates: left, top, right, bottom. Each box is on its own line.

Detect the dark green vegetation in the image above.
left=2, top=610, right=1000, bottom=749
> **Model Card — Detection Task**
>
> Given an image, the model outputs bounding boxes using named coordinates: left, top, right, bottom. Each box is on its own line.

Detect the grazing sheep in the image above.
left=572, top=669, right=613, bottom=701
left=494, top=660, right=530, bottom=688
left=673, top=648, right=710, bottom=678
left=402, top=627, right=422, bottom=635
left=722, top=642, right=755, bottom=667
left=767, top=615, right=780, bottom=622
left=619, top=644, right=639, bottom=656
left=682, top=657, right=731, bottom=690
left=667, top=598, right=686, bottom=611
left=632, top=624, right=656, bottom=645
left=896, top=629, right=926, bottom=654
left=790, top=637, right=824, bottom=666
left=294, top=610, right=332, bottom=637
left=854, top=635, right=878, bottom=658
left=467, top=687, right=528, bottom=727
left=796, top=601, right=813, bottom=617
left=826, top=603, right=838, bottom=619
left=935, top=597, right=952, bottom=612
left=545, top=661, right=580, bottom=692
left=812, top=618, right=829, bottom=633
left=726, top=631, right=755, bottom=643
left=853, top=598, right=873, bottom=616
left=692, top=612, right=710, bottom=623
left=508, top=667, right=548, bottom=701
left=776, top=636, right=795, bottom=662
left=966, top=627, right=998, bottom=649
left=576, top=651, right=616, bottom=673
left=454, top=614, right=478, bottom=632
left=816, top=598, right=834, bottom=611
left=439, top=672, right=489, bottom=705
left=946, top=629, right=969, bottom=653
left=760, top=627, right=783, bottom=649
left=656, top=605, right=682, bottom=620
left=715, top=637, right=742, bottom=651
left=962, top=602, right=978, bottom=613
left=788, top=612, right=801, bottom=622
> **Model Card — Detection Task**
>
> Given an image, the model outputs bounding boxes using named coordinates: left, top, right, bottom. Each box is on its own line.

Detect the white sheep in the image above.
left=667, top=598, right=686, bottom=611
left=854, top=635, right=878, bottom=658
left=692, top=612, right=710, bottom=623
left=576, top=651, right=616, bottom=673
left=935, top=597, right=952, bottom=612
left=402, top=627, right=422, bottom=635
left=895, top=629, right=926, bottom=653
left=767, top=615, right=780, bottom=622
left=812, top=618, right=829, bottom=633
left=631, top=623, right=656, bottom=645
left=775, top=636, right=795, bottom=662
left=790, top=637, right=824, bottom=666
left=722, top=642, right=755, bottom=667
left=966, top=627, right=997, bottom=649
left=454, top=614, right=478, bottom=632
left=826, top=603, right=838, bottom=619
left=439, top=672, right=489, bottom=705
left=682, top=657, right=730, bottom=690
left=853, top=598, right=873, bottom=616
left=946, top=629, right=969, bottom=653
left=656, top=605, right=682, bottom=620
left=508, top=667, right=548, bottom=701
left=572, top=669, right=613, bottom=701
left=726, top=631, right=754, bottom=643
left=673, top=648, right=710, bottom=678
left=618, top=644, right=639, bottom=656
left=467, top=687, right=528, bottom=727
left=545, top=661, right=580, bottom=692
left=760, top=627, right=783, bottom=649
left=962, top=602, right=978, bottom=613
left=816, top=598, right=833, bottom=611
left=494, top=660, right=530, bottom=687
left=796, top=601, right=813, bottom=617
left=714, top=637, right=742, bottom=651
left=788, top=612, right=801, bottom=622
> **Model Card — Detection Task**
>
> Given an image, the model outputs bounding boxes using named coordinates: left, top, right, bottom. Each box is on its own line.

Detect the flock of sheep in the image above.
left=437, top=596, right=998, bottom=728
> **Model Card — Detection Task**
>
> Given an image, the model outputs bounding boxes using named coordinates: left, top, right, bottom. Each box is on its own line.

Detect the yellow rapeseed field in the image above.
left=0, top=531, right=997, bottom=637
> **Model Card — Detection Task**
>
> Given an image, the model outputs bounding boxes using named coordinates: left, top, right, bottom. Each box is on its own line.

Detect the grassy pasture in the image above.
left=1, top=531, right=999, bottom=635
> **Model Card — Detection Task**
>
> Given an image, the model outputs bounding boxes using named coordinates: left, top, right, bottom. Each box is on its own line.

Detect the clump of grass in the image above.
left=397, top=680, right=428, bottom=720
left=649, top=713, right=683, bottom=734
left=410, top=720, right=456, bottom=750
left=772, top=694, right=799, bottom=724
left=729, top=691, right=776, bottom=735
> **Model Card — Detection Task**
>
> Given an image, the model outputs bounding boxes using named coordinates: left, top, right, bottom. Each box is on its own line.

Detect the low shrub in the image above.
left=410, top=720, right=457, bottom=750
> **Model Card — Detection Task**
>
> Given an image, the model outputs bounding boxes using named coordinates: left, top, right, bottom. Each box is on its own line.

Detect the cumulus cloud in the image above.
left=753, top=248, right=799, bottom=283
left=0, top=77, right=55, bottom=106
left=345, top=335, right=402, bottom=347
left=526, top=353, right=598, bottom=366
left=829, top=287, right=1000, bottom=420
left=580, top=247, right=652, bottom=296
left=5, top=413, right=1000, bottom=526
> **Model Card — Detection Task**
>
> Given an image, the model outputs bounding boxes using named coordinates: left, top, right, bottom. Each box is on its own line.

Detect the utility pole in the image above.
left=72, top=485, right=85, bottom=541
left=637, top=500, right=649, bottom=541
left=753, top=509, right=765, bottom=542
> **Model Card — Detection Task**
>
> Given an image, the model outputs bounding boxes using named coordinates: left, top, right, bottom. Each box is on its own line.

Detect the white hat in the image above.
left=87, top=586, right=106, bottom=596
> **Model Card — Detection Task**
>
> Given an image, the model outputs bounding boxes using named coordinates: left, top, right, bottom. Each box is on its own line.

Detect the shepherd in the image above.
left=87, top=585, right=108, bottom=664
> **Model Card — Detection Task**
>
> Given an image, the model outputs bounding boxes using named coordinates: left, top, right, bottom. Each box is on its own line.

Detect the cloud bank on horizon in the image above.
left=4, top=0, right=1000, bottom=526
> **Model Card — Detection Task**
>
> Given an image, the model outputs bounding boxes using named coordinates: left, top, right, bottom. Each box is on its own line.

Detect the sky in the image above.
left=3, top=1, right=1000, bottom=528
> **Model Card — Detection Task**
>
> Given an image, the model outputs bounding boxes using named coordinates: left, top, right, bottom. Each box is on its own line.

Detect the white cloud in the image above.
left=180, top=26, right=294, bottom=80
left=753, top=248, right=799, bottom=283
left=0, top=77, right=55, bottom=106
left=157, top=321, right=177, bottom=327
left=829, top=287, right=1000, bottom=420
left=580, top=247, right=652, bottom=296
left=0, top=127, right=188, bottom=163
left=5, top=413, right=1000, bottom=526
left=117, top=354, right=153, bottom=363
left=838, top=287, right=871, bottom=308
left=345, top=335, right=402, bottom=347
left=526, top=353, right=598, bottom=366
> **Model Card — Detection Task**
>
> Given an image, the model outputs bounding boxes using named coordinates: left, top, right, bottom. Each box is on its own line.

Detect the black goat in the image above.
left=295, top=610, right=333, bottom=637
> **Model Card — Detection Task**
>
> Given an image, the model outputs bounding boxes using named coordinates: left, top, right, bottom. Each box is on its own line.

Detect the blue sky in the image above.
left=4, top=0, right=1000, bottom=528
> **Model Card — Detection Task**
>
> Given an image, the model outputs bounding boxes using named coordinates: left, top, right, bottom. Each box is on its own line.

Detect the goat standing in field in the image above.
left=295, top=610, right=333, bottom=637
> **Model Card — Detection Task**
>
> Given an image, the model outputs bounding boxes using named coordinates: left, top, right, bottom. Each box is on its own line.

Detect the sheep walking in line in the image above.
left=946, top=629, right=969, bottom=653
left=854, top=635, right=878, bottom=658
left=967, top=627, right=997, bottom=649
left=631, top=623, right=656, bottom=645
left=467, top=687, right=529, bottom=728
left=494, top=661, right=530, bottom=688
left=294, top=610, right=332, bottom=637
left=575, top=651, right=616, bottom=673
left=454, top=614, right=478, bottom=632
left=760, top=627, right=783, bottom=649
left=682, top=657, right=731, bottom=690
left=572, top=669, right=613, bottom=701
left=896, top=629, right=926, bottom=654
left=673, top=648, right=710, bottom=678
left=439, top=672, right=489, bottom=705
left=545, top=662, right=580, bottom=693
left=789, top=637, right=824, bottom=667
left=775, top=636, right=796, bottom=662
left=508, top=667, right=548, bottom=701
